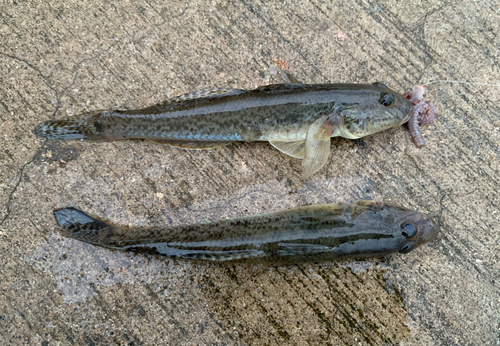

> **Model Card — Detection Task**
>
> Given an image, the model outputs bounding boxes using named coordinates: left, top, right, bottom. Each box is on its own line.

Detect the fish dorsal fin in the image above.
left=163, top=88, right=245, bottom=105
left=255, top=83, right=307, bottom=94
left=302, top=116, right=334, bottom=179
left=147, top=139, right=230, bottom=149
left=268, top=140, right=306, bottom=159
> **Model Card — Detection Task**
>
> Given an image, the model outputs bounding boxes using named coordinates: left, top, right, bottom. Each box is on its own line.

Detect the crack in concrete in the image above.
left=0, top=53, right=94, bottom=227
left=0, top=51, right=93, bottom=119
left=0, top=159, right=33, bottom=227
left=0, top=50, right=59, bottom=93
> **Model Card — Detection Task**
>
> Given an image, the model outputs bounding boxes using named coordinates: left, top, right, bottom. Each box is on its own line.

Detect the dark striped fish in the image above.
left=35, top=81, right=412, bottom=178
left=53, top=201, right=437, bottom=262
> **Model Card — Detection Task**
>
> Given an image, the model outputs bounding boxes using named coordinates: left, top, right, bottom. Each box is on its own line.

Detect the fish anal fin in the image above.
left=269, top=140, right=306, bottom=159
left=147, top=139, right=231, bottom=149
left=302, top=116, right=335, bottom=179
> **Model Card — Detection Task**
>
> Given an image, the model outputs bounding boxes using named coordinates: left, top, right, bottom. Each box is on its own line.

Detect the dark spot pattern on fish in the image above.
left=35, top=83, right=412, bottom=177
left=53, top=201, right=437, bottom=263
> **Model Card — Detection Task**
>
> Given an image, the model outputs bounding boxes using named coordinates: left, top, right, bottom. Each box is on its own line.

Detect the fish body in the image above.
left=36, top=83, right=412, bottom=177
left=54, top=201, right=437, bottom=262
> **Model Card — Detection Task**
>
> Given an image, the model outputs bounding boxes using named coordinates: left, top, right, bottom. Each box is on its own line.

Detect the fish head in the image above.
left=336, top=82, right=413, bottom=139
left=382, top=202, right=438, bottom=254
left=352, top=201, right=438, bottom=255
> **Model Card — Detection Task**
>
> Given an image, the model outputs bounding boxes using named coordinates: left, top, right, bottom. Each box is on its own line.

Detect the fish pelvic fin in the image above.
left=53, top=207, right=112, bottom=244
left=302, top=116, right=334, bottom=179
left=34, top=112, right=107, bottom=141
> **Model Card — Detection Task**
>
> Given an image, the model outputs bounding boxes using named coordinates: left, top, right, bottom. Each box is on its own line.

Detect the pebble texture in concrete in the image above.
left=1, top=1, right=499, bottom=345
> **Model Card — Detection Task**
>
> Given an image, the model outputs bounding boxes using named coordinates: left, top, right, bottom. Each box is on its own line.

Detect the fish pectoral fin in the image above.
left=147, top=139, right=231, bottom=149
left=269, top=140, right=306, bottom=159
left=302, top=116, right=334, bottom=179
left=276, top=242, right=330, bottom=256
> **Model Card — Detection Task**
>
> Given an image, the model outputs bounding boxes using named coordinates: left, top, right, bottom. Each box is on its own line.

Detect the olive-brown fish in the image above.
left=35, top=82, right=412, bottom=178
left=53, top=201, right=437, bottom=262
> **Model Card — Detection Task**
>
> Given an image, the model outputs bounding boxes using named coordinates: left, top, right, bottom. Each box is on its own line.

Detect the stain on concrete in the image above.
left=33, top=142, right=80, bottom=167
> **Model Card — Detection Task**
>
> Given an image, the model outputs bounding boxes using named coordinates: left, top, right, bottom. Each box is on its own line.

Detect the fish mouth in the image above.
left=419, top=216, right=439, bottom=245
left=425, top=225, right=439, bottom=242
left=399, top=99, right=413, bottom=125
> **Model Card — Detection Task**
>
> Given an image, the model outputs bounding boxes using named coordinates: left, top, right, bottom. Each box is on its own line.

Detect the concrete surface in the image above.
left=1, top=0, right=499, bottom=345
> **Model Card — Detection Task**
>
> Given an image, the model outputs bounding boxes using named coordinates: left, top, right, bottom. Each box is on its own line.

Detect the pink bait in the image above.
left=405, top=85, right=437, bottom=148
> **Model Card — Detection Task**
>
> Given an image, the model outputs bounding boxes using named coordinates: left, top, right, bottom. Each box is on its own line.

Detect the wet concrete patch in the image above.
left=23, top=232, right=237, bottom=345
left=201, top=262, right=411, bottom=345
left=25, top=230, right=413, bottom=345
left=26, top=231, right=195, bottom=304
left=33, top=142, right=80, bottom=167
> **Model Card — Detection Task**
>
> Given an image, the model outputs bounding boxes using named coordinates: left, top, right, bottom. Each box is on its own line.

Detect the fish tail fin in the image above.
left=34, top=113, right=107, bottom=141
left=53, top=207, right=111, bottom=244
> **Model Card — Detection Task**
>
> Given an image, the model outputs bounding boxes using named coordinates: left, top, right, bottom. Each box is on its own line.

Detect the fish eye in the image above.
left=379, top=93, right=395, bottom=108
left=401, top=222, right=418, bottom=238
left=399, top=243, right=414, bottom=254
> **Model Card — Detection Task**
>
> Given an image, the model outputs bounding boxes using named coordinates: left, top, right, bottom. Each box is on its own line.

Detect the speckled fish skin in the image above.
left=53, top=201, right=437, bottom=262
left=35, top=83, right=411, bottom=142
left=35, top=83, right=412, bottom=177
